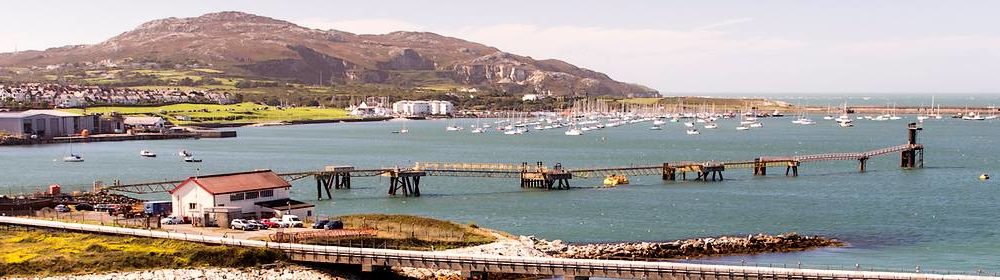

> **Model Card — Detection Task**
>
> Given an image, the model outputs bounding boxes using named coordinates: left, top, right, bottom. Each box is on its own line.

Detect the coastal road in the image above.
left=1, top=216, right=995, bottom=280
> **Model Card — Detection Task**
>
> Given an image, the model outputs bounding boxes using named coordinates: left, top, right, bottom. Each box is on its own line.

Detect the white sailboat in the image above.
left=703, top=123, right=718, bottom=129
left=686, top=129, right=701, bottom=135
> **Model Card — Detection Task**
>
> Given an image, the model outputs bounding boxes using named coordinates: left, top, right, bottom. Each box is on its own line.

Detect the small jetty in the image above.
left=65, top=124, right=929, bottom=200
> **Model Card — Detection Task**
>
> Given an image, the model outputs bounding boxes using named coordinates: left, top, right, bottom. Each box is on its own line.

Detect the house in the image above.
left=0, top=110, right=95, bottom=138
left=169, top=170, right=314, bottom=226
left=124, top=116, right=166, bottom=132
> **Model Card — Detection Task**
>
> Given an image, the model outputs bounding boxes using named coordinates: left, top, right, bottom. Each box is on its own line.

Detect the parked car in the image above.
left=267, top=217, right=289, bottom=228
left=74, top=203, right=94, bottom=211
left=312, top=220, right=330, bottom=229
left=258, top=219, right=279, bottom=228
left=282, top=215, right=304, bottom=228
left=230, top=219, right=255, bottom=231
left=160, top=215, right=183, bottom=225
left=247, top=220, right=267, bottom=230
left=54, top=204, right=70, bottom=212
left=323, top=220, right=344, bottom=230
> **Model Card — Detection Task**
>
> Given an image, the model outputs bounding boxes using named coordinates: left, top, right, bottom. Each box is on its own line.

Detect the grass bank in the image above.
left=302, top=214, right=500, bottom=250
left=63, top=102, right=352, bottom=125
left=0, top=228, right=283, bottom=277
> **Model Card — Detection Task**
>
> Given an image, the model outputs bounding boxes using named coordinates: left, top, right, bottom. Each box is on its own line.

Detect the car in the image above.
left=312, top=220, right=330, bottom=229
left=323, top=220, right=344, bottom=230
left=160, top=215, right=183, bottom=225
left=230, top=219, right=255, bottom=231
left=258, top=219, right=279, bottom=228
left=54, top=204, right=70, bottom=212
left=74, top=203, right=94, bottom=211
left=281, top=215, right=304, bottom=228
left=267, top=217, right=288, bottom=228
left=247, top=220, right=267, bottom=230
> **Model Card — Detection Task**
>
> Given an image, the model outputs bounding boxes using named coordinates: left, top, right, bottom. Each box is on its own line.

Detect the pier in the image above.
left=77, top=124, right=928, bottom=199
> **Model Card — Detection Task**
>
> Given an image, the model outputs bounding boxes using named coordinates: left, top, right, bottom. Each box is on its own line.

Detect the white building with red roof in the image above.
left=169, top=170, right=314, bottom=223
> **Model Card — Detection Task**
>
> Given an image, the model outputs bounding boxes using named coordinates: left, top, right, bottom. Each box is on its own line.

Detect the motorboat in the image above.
left=703, top=123, right=718, bottom=129
left=603, top=175, right=630, bottom=187
left=178, top=150, right=192, bottom=157
left=565, top=128, right=583, bottom=136
left=446, top=125, right=464, bottom=131
left=649, top=125, right=662, bottom=130
left=683, top=122, right=695, bottom=128
left=749, top=122, right=764, bottom=128
left=471, top=127, right=485, bottom=134
left=63, top=154, right=84, bottom=162
left=652, top=119, right=667, bottom=126
left=140, top=150, right=157, bottom=157
left=686, top=129, right=701, bottom=135
left=183, top=156, right=202, bottom=163
left=736, top=125, right=750, bottom=131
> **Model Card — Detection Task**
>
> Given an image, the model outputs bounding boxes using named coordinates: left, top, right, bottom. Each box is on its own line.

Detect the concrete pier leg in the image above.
left=461, top=271, right=488, bottom=280
left=565, top=276, right=589, bottom=280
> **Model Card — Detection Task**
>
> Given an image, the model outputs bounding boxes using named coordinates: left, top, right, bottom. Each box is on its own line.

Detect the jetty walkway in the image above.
left=0, top=216, right=992, bottom=280
left=92, top=124, right=925, bottom=199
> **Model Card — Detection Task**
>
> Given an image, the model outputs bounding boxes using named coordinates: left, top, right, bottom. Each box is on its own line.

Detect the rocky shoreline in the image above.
left=528, top=232, right=842, bottom=260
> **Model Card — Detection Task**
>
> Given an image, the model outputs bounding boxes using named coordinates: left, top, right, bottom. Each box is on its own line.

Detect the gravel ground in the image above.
left=4, top=265, right=346, bottom=280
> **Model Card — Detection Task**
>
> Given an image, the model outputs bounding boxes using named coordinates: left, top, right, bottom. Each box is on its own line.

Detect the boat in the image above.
left=446, top=125, right=464, bottom=131
left=178, top=150, right=192, bottom=157
left=183, top=156, right=202, bottom=163
left=603, top=174, right=630, bottom=187
left=686, top=129, right=701, bottom=135
left=652, top=119, right=667, bottom=126
left=471, top=127, right=485, bottom=134
left=736, top=125, right=750, bottom=131
left=838, top=121, right=854, bottom=127
left=140, top=150, right=157, bottom=157
left=565, top=128, right=583, bottom=136
left=649, top=125, right=662, bottom=130
left=62, top=154, right=84, bottom=162
left=683, top=122, right=695, bottom=128
left=703, top=123, right=718, bottom=129
left=749, top=122, right=764, bottom=128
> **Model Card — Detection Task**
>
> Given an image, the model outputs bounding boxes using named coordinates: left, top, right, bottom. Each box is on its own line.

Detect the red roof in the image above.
left=169, top=170, right=290, bottom=195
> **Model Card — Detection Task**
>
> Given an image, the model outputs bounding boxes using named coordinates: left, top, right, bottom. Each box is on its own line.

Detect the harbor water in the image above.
left=1, top=116, right=998, bottom=273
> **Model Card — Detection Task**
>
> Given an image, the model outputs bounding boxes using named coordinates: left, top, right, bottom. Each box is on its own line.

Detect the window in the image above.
left=188, top=203, right=196, bottom=210
left=261, top=190, right=274, bottom=197
left=230, top=193, right=245, bottom=201
left=245, top=191, right=259, bottom=200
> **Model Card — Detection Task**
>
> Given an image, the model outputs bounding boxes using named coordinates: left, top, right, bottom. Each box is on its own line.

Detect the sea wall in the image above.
left=528, top=232, right=842, bottom=260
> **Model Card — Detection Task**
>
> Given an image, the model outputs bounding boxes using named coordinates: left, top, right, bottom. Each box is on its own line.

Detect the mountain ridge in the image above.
left=0, top=11, right=658, bottom=97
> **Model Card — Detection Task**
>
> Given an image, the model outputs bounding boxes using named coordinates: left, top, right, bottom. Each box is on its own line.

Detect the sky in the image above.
left=2, top=0, right=999, bottom=94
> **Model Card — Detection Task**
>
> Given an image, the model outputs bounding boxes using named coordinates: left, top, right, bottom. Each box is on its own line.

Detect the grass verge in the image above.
left=0, top=228, right=283, bottom=277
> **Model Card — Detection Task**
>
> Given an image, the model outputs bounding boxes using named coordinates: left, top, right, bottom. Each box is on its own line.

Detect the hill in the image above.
left=0, top=11, right=657, bottom=98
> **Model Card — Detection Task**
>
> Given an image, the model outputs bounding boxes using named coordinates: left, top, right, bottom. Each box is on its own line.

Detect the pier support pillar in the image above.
left=564, top=276, right=589, bottom=280
left=859, top=157, right=869, bottom=172
left=387, top=171, right=425, bottom=197
left=662, top=163, right=676, bottom=181
left=753, top=160, right=767, bottom=176
left=785, top=161, right=799, bottom=177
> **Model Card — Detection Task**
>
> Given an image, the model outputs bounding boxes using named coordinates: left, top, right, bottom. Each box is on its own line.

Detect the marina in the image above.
left=1, top=111, right=997, bottom=272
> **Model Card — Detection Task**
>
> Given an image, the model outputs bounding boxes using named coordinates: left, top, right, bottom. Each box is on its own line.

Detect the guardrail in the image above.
left=0, top=216, right=993, bottom=280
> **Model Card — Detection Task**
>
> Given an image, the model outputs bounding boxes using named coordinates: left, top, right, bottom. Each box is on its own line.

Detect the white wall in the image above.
left=212, top=187, right=291, bottom=218
left=170, top=182, right=215, bottom=218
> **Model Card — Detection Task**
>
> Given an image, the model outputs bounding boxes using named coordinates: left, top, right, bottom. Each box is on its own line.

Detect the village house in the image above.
left=169, top=170, right=314, bottom=226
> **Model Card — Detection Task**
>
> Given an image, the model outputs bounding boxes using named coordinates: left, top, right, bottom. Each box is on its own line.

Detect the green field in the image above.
left=0, top=228, right=282, bottom=277
left=63, top=103, right=353, bottom=125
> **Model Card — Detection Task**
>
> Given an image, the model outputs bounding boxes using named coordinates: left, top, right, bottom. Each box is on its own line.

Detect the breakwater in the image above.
left=528, top=232, right=842, bottom=260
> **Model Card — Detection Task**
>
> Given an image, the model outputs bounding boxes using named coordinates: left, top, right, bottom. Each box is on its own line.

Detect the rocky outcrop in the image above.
left=377, top=48, right=435, bottom=70
left=526, top=232, right=842, bottom=260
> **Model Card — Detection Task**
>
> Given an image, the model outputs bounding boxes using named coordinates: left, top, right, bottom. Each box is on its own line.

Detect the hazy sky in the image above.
left=2, top=0, right=999, bottom=94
